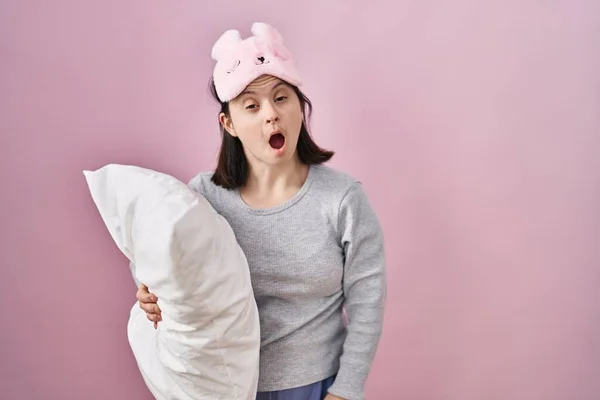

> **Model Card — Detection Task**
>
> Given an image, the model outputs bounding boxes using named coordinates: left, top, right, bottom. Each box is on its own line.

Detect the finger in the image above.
left=137, top=283, right=148, bottom=295
left=139, top=302, right=162, bottom=315
left=154, top=321, right=158, bottom=329
left=137, top=286, right=158, bottom=303
left=146, top=312, right=161, bottom=323
left=136, top=284, right=148, bottom=301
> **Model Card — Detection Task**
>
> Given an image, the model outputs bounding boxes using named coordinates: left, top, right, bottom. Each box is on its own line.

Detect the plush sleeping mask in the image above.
left=211, top=22, right=303, bottom=102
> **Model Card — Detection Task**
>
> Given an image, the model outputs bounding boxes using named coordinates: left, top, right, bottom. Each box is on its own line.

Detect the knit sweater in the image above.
left=187, top=164, right=386, bottom=400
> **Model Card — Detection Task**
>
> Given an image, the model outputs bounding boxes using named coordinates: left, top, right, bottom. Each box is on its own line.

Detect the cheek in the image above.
left=230, top=113, right=263, bottom=143
left=285, top=105, right=303, bottom=133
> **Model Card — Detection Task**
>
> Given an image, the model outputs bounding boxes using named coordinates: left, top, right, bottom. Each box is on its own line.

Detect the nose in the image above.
left=263, top=101, right=279, bottom=124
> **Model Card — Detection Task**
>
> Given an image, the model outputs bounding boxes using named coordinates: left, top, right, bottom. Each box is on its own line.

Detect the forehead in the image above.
left=240, top=75, right=290, bottom=96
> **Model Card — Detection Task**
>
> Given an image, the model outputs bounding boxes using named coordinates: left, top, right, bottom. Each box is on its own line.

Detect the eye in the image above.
left=245, top=103, right=259, bottom=111
left=275, top=96, right=287, bottom=102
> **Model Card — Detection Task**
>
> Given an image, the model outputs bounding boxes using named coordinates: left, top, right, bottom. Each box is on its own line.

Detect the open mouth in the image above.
left=269, top=133, right=286, bottom=150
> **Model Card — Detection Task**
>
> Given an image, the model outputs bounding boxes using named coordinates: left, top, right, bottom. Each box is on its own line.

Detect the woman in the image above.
left=136, top=22, right=386, bottom=400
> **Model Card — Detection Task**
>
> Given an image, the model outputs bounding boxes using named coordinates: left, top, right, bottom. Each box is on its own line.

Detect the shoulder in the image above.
left=306, top=165, right=379, bottom=230
left=187, top=170, right=215, bottom=194
left=187, top=170, right=245, bottom=215
left=309, top=166, right=383, bottom=250
left=308, top=164, right=369, bottom=207
left=309, top=164, right=360, bottom=195
left=310, top=164, right=380, bottom=221
left=186, top=170, right=233, bottom=207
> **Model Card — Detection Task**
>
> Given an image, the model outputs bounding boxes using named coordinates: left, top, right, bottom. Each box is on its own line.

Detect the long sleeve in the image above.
left=328, top=182, right=387, bottom=400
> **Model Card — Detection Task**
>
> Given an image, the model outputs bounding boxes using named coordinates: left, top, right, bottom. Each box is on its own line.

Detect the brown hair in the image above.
left=208, top=77, right=334, bottom=190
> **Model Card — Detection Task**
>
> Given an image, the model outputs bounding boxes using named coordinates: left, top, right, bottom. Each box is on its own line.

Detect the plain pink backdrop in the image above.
left=1, top=1, right=599, bottom=399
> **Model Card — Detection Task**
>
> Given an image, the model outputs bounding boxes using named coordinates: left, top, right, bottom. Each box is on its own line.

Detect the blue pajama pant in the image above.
left=256, top=375, right=336, bottom=400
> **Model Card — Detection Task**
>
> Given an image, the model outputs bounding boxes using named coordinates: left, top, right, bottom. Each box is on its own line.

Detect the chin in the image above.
left=268, top=152, right=294, bottom=164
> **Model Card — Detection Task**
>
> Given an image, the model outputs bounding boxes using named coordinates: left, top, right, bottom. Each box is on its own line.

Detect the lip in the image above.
left=268, top=128, right=284, bottom=137
left=268, top=129, right=286, bottom=154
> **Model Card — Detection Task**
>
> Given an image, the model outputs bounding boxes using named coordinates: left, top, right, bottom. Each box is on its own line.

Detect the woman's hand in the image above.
left=136, top=284, right=162, bottom=328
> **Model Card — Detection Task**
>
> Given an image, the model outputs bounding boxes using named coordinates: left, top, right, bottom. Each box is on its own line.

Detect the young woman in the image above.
left=136, top=22, right=386, bottom=400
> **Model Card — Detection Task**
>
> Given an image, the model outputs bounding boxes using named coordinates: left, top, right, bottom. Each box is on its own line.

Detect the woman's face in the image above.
left=220, top=74, right=303, bottom=168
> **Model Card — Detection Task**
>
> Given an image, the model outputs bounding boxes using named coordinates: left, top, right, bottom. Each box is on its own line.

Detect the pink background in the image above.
left=1, top=1, right=599, bottom=399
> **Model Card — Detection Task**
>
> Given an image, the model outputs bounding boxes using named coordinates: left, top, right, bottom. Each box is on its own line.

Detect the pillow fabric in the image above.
left=83, top=164, right=260, bottom=400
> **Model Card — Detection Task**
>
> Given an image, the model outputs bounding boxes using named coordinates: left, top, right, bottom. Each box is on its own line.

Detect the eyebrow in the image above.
left=240, top=81, right=288, bottom=96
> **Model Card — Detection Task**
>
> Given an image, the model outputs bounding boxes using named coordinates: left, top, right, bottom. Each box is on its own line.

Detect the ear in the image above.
left=251, top=22, right=284, bottom=44
left=251, top=22, right=291, bottom=60
left=211, top=29, right=242, bottom=61
left=219, top=112, right=237, bottom=137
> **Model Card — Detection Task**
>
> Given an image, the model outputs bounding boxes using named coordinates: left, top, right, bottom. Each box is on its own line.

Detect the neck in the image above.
left=240, top=156, right=309, bottom=208
left=245, top=156, right=307, bottom=193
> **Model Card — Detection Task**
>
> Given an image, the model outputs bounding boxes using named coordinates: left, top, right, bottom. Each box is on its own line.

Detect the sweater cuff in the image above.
left=327, top=370, right=366, bottom=400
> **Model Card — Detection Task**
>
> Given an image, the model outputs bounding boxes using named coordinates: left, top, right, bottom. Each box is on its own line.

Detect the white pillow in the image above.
left=83, top=164, right=260, bottom=400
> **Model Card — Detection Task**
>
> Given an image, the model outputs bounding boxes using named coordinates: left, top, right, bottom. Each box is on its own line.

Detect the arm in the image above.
left=327, top=183, right=387, bottom=400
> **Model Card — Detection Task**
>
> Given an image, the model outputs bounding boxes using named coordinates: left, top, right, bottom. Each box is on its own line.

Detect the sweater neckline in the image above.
left=233, top=165, right=316, bottom=215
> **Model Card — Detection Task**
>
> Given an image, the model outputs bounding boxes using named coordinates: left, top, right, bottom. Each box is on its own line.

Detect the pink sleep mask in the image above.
left=211, top=22, right=303, bottom=102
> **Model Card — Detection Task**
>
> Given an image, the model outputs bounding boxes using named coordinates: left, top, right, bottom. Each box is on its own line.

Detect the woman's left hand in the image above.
left=324, top=395, right=345, bottom=400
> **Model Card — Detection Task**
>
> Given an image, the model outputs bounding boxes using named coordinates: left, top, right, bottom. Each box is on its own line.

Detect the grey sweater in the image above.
left=133, top=164, right=386, bottom=399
